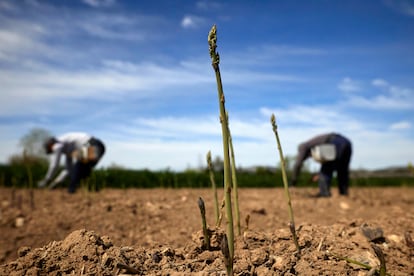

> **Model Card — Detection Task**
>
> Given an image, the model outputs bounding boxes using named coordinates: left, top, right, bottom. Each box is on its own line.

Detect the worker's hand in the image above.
left=37, top=179, right=47, bottom=188
left=311, top=173, right=320, bottom=183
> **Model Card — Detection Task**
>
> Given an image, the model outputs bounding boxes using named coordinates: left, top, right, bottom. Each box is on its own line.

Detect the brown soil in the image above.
left=0, top=187, right=413, bottom=275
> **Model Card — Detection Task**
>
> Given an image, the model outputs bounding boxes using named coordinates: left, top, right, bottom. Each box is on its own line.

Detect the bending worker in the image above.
left=291, top=133, right=352, bottom=197
left=38, top=132, right=105, bottom=193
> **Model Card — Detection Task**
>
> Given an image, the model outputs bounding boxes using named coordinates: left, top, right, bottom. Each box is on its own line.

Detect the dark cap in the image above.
left=44, top=137, right=58, bottom=154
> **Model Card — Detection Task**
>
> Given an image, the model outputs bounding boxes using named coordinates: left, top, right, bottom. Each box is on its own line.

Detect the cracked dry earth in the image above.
left=0, top=187, right=413, bottom=275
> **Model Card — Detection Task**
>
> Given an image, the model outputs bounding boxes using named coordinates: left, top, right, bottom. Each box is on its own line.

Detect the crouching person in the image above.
left=291, top=133, right=352, bottom=197
left=38, top=132, right=105, bottom=193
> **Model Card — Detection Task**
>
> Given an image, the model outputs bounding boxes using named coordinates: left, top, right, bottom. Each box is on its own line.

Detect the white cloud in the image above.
left=346, top=94, right=413, bottom=110
left=1, top=2, right=166, bottom=54
left=0, top=21, right=49, bottom=61
left=75, top=14, right=158, bottom=41
left=372, top=78, right=412, bottom=97
left=129, top=116, right=221, bottom=139
left=348, top=129, right=414, bottom=169
left=390, top=121, right=412, bottom=130
left=372, top=78, right=389, bottom=88
left=81, top=0, right=116, bottom=8
left=338, top=77, right=361, bottom=92
left=260, top=105, right=359, bottom=131
left=343, top=78, right=414, bottom=110
left=0, top=58, right=214, bottom=117
left=389, top=85, right=412, bottom=97
left=111, top=114, right=273, bottom=146
left=181, top=15, right=205, bottom=29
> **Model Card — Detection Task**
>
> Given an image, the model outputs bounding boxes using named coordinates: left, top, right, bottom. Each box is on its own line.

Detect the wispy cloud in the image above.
left=130, top=116, right=222, bottom=140
left=0, top=58, right=214, bottom=117
left=75, top=13, right=167, bottom=41
left=0, top=16, right=50, bottom=63
left=338, top=77, right=361, bottom=93
left=346, top=94, right=413, bottom=110
left=81, top=0, right=116, bottom=8
left=372, top=78, right=389, bottom=88
left=343, top=78, right=414, bottom=110
left=372, top=78, right=413, bottom=98
left=390, top=121, right=411, bottom=130
left=181, top=15, right=206, bottom=29
left=260, top=105, right=362, bottom=133
left=0, top=1, right=168, bottom=56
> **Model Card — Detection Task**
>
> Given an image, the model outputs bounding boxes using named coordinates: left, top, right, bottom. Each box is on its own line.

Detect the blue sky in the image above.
left=1, top=0, right=413, bottom=171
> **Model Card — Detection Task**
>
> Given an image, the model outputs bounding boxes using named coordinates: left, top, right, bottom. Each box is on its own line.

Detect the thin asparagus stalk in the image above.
left=207, top=151, right=220, bottom=226
left=270, top=114, right=300, bottom=254
left=227, top=113, right=241, bottom=236
left=208, top=24, right=234, bottom=271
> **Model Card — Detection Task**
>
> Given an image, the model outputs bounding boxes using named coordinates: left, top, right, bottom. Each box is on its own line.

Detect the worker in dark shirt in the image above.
left=291, top=133, right=352, bottom=197
left=38, top=132, right=105, bottom=193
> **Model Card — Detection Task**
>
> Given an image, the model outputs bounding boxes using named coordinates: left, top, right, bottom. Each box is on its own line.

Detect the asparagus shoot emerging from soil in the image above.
left=221, top=234, right=233, bottom=276
left=207, top=151, right=220, bottom=226
left=198, top=197, right=210, bottom=250
left=245, top=214, right=250, bottom=231
left=270, top=114, right=301, bottom=254
left=208, top=24, right=235, bottom=266
left=372, top=244, right=386, bottom=276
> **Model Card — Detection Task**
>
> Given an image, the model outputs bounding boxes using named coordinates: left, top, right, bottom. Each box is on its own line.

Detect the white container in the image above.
left=311, top=144, right=336, bottom=163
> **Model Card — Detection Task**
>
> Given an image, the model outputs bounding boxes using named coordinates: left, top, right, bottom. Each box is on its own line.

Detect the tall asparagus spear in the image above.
left=208, top=24, right=235, bottom=273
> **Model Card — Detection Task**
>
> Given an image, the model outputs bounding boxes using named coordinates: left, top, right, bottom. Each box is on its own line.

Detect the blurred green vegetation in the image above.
left=5, top=129, right=411, bottom=189
left=0, top=162, right=413, bottom=189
